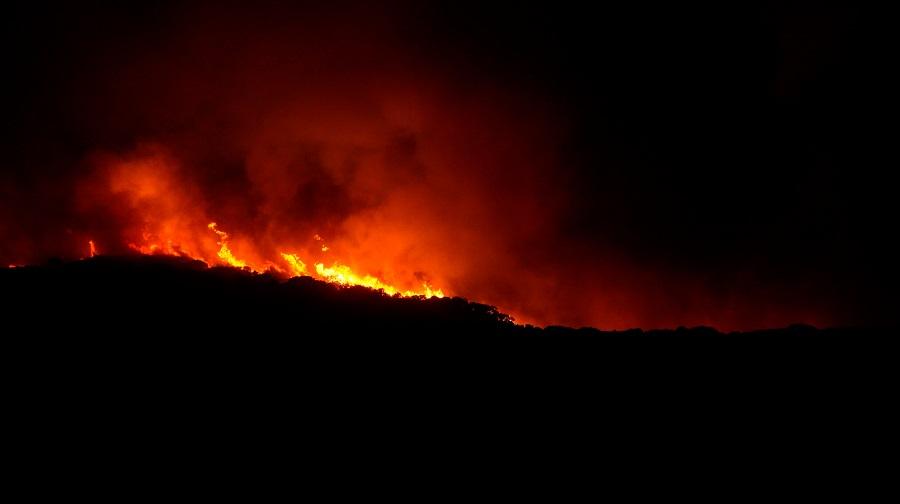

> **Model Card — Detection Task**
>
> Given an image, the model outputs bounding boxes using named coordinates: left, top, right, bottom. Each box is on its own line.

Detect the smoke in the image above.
left=0, top=2, right=851, bottom=330
left=54, top=3, right=577, bottom=321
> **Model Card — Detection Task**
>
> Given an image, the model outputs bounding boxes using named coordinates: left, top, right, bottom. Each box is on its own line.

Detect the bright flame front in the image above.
left=111, top=221, right=445, bottom=299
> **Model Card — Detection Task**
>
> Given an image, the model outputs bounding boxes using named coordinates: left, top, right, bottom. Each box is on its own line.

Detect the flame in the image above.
left=314, top=262, right=394, bottom=293
left=84, top=150, right=445, bottom=299
left=123, top=221, right=444, bottom=298
left=280, top=253, right=307, bottom=276
left=313, top=262, right=442, bottom=298
left=88, top=240, right=98, bottom=257
left=207, top=222, right=247, bottom=268
left=422, top=283, right=444, bottom=299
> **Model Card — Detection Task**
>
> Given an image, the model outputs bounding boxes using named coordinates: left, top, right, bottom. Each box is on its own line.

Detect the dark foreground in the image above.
left=2, top=256, right=893, bottom=366
left=2, top=255, right=890, bottom=337
left=2, top=256, right=895, bottom=466
left=1, top=254, right=895, bottom=411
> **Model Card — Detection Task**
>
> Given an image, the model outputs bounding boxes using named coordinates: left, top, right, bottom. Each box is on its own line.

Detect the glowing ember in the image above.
left=314, top=234, right=329, bottom=252
left=128, top=236, right=190, bottom=257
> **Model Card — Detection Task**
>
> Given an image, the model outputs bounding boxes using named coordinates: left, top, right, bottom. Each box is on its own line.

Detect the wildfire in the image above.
left=125, top=221, right=444, bottom=299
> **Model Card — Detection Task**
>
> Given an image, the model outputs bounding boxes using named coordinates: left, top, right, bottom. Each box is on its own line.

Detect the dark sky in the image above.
left=1, top=1, right=896, bottom=329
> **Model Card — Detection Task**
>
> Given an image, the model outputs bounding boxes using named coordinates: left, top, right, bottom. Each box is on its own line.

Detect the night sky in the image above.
left=1, top=1, right=895, bottom=329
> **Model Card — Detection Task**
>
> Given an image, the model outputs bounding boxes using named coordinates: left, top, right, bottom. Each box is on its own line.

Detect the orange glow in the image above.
left=88, top=240, right=98, bottom=257
left=0, top=4, right=848, bottom=332
left=86, top=148, right=448, bottom=298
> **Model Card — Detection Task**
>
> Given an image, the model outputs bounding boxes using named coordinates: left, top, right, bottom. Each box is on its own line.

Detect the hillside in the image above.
left=2, top=255, right=889, bottom=345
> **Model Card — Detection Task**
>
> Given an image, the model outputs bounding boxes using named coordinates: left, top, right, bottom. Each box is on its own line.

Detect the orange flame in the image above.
left=311, top=261, right=443, bottom=298
left=125, top=221, right=444, bottom=298
left=88, top=240, right=98, bottom=257
left=280, top=253, right=307, bottom=276
left=207, top=222, right=247, bottom=268
left=83, top=149, right=445, bottom=299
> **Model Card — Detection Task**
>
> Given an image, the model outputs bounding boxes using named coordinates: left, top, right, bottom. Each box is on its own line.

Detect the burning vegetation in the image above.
left=78, top=145, right=446, bottom=299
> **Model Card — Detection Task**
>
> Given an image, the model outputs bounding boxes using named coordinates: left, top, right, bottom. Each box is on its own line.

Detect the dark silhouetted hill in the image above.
left=2, top=255, right=890, bottom=340
left=2, top=256, right=895, bottom=461
left=2, top=255, right=892, bottom=362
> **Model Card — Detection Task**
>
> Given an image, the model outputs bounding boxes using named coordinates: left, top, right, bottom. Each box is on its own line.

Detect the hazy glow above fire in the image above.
left=0, top=2, right=853, bottom=331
